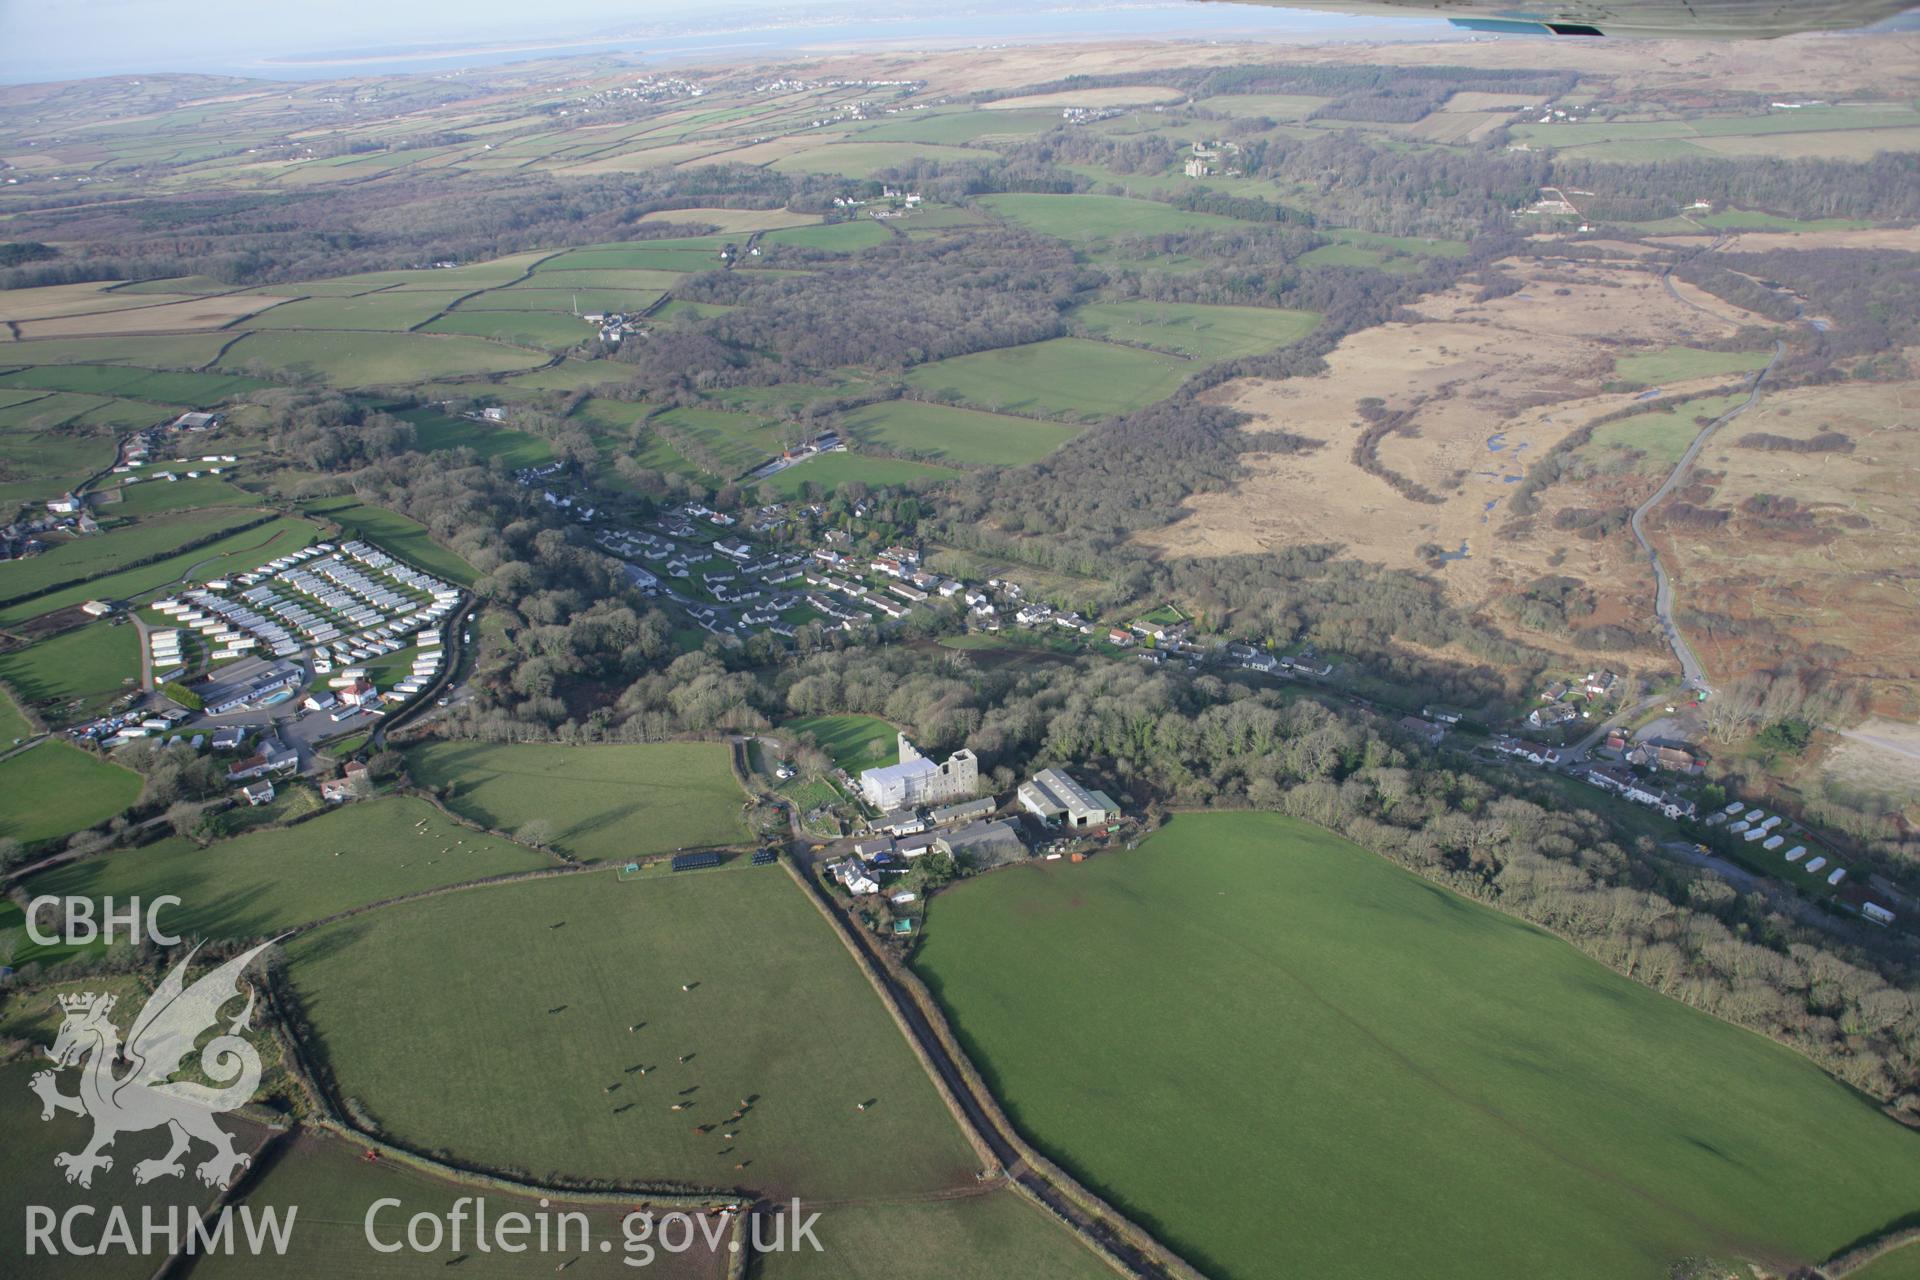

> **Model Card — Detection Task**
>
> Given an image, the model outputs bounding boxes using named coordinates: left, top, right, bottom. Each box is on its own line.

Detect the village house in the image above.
left=241, top=780, right=275, bottom=806
left=1397, top=715, right=1446, bottom=747
left=1493, top=738, right=1561, bottom=766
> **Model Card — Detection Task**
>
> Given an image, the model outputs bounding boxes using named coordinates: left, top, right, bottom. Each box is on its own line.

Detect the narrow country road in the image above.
left=1625, top=336, right=1784, bottom=697
left=1629, top=235, right=1788, bottom=698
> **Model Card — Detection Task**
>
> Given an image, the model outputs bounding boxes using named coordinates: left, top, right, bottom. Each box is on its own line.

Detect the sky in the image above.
left=0, top=0, right=1449, bottom=84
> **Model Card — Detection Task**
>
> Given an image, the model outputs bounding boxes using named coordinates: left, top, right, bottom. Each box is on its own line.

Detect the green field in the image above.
left=1193, top=92, right=1328, bottom=119
left=653, top=405, right=794, bottom=476
left=285, top=867, right=979, bottom=1198
left=840, top=400, right=1082, bottom=465
left=406, top=740, right=747, bottom=860
left=28, top=796, right=552, bottom=938
left=1585, top=393, right=1748, bottom=471
left=400, top=408, right=553, bottom=467
left=758, top=451, right=960, bottom=498
left=770, top=141, right=995, bottom=178
left=0, top=514, right=316, bottom=626
left=759, top=220, right=895, bottom=252
left=0, top=363, right=269, bottom=404
left=979, top=193, right=1236, bottom=245
left=219, top=331, right=547, bottom=386
left=903, top=337, right=1189, bottom=419
left=423, top=308, right=595, bottom=351
left=1696, top=210, right=1875, bottom=231
left=0, top=507, right=261, bottom=604
left=1854, top=1247, right=1920, bottom=1280
left=459, top=286, right=665, bottom=313
left=1512, top=106, right=1920, bottom=150
left=0, top=620, right=139, bottom=717
left=1613, top=346, right=1771, bottom=385
left=191, top=1135, right=727, bottom=1279
left=0, top=332, right=233, bottom=368
left=0, top=739, right=143, bottom=845
left=301, top=498, right=476, bottom=586
left=244, top=291, right=465, bottom=331
left=99, top=474, right=255, bottom=515
left=0, top=1060, right=264, bottom=1280
left=761, top=1194, right=1113, bottom=1280
left=1073, top=301, right=1318, bottom=361
left=779, top=714, right=898, bottom=773
left=914, top=811, right=1920, bottom=1280
left=850, top=108, right=1067, bottom=144
left=0, top=683, right=33, bottom=743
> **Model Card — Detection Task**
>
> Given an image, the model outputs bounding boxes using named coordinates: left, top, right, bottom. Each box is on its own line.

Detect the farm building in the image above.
left=930, top=797, right=997, bottom=828
left=937, top=819, right=1026, bottom=869
left=858, top=734, right=978, bottom=810
left=1018, top=768, right=1120, bottom=830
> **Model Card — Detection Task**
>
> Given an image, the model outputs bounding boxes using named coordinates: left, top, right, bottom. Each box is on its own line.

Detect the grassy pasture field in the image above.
left=0, top=333, right=234, bottom=367
left=979, top=193, right=1235, bottom=245
left=399, top=408, right=553, bottom=467
left=300, top=498, right=477, bottom=585
left=0, top=507, right=260, bottom=600
left=1513, top=106, right=1920, bottom=150
left=756, top=452, right=959, bottom=498
left=758, top=219, right=894, bottom=252
left=0, top=514, right=318, bottom=625
left=914, top=811, right=1920, bottom=1280
left=0, top=1061, right=268, bottom=1280
left=405, top=740, right=747, bottom=860
left=457, top=286, right=664, bottom=313
left=218, top=331, right=547, bottom=386
left=536, top=242, right=732, bottom=273
left=839, top=400, right=1081, bottom=466
left=0, top=739, right=143, bottom=844
left=102, top=475, right=258, bottom=515
left=1073, top=301, right=1318, bottom=361
left=779, top=714, right=899, bottom=773
left=1696, top=210, right=1875, bottom=231
left=769, top=141, right=994, bottom=177
left=191, top=1135, right=728, bottom=1280
left=28, top=796, right=552, bottom=939
left=1612, top=345, right=1770, bottom=385
left=0, top=682, right=33, bottom=742
left=1191, top=92, right=1328, bottom=118
left=423, top=308, right=593, bottom=351
left=1853, top=1248, right=1920, bottom=1280
left=243, top=290, right=465, bottom=331
left=72, top=396, right=178, bottom=430
left=653, top=405, right=793, bottom=475
left=0, top=398, right=120, bottom=503
left=285, top=867, right=979, bottom=1199
left=0, top=619, right=139, bottom=717
left=1584, top=392, right=1748, bottom=471
left=851, top=108, right=1065, bottom=144
left=902, top=337, right=1189, bottom=420
left=514, top=267, right=690, bottom=293
left=760, top=1194, right=1114, bottom=1280
left=0, top=363, right=269, bottom=404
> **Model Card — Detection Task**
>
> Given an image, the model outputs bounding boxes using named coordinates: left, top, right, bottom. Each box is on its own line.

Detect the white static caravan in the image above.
left=1804, top=856, right=1829, bottom=875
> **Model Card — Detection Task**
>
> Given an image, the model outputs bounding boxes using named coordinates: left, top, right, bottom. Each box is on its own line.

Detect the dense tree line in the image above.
left=675, top=231, right=1092, bottom=370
